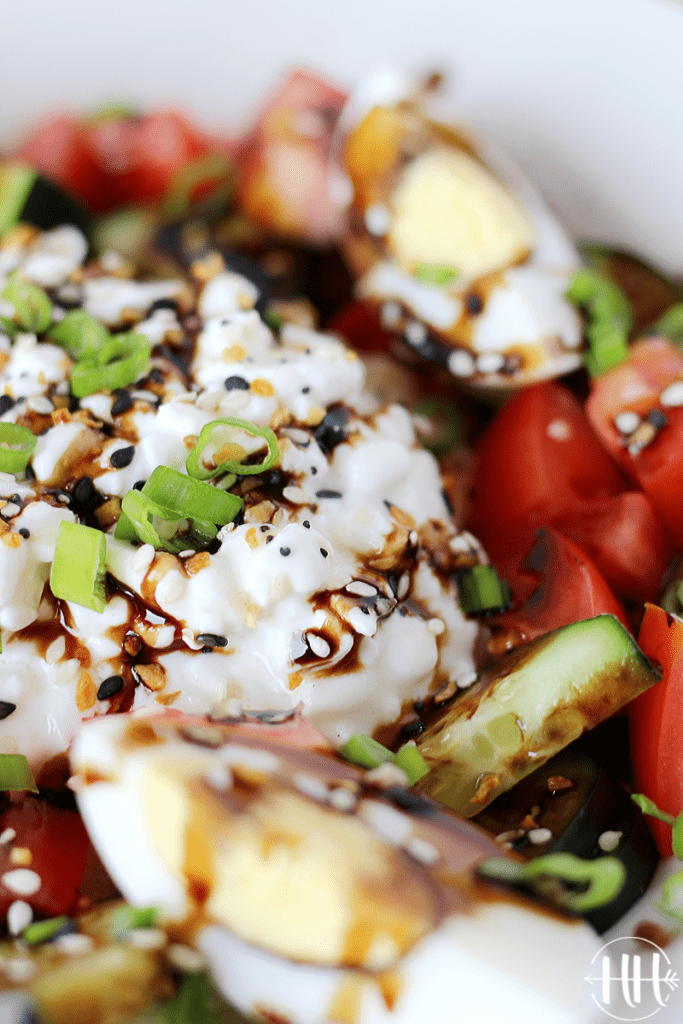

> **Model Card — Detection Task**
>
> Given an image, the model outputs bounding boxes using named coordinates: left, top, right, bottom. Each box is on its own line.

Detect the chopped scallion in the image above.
left=70, top=331, right=150, bottom=398
left=565, top=268, right=632, bottom=376
left=644, top=303, right=683, bottom=345
left=50, top=309, right=110, bottom=360
left=50, top=520, right=107, bottom=612
left=0, top=270, right=52, bottom=334
left=0, top=753, right=38, bottom=792
left=478, top=851, right=626, bottom=914
left=0, top=422, right=37, bottom=474
left=186, top=417, right=278, bottom=480
left=22, top=915, right=72, bottom=945
left=142, top=465, right=243, bottom=526
left=116, top=488, right=218, bottom=554
left=457, top=564, right=510, bottom=614
left=338, top=734, right=395, bottom=770
left=414, top=263, right=459, bottom=286
left=111, top=903, right=158, bottom=937
left=394, top=742, right=429, bottom=784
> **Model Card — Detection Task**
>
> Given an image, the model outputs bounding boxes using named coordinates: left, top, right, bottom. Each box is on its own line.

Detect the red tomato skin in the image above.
left=631, top=603, right=683, bottom=857
left=327, top=301, right=393, bottom=354
left=0, top=797, right=90, bottom=919
left=491, top=526, right=628, bottom=644
left=16, top=114, right=109, bottom=212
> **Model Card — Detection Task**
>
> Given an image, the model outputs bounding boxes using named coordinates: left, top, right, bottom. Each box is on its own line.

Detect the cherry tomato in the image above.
left=586, top=337, right=683, bottom=546
left=0, top=796, right=90, bottom=918
left=490, top=527, right=628, bottom=645
left=467, top=380, right=675, bottom=603
left=630, top=603, right=683, bottom=857
left=16, top=114, right=109, bottom=212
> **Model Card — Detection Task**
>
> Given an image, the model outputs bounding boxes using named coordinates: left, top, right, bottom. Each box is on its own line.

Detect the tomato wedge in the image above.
left=631, top=603, right=683, bottom=857
left=490, top=527, right=628, bottom=645
left=468, top=380, right=675, bottom=603
left=0, top=796, right=90, bottom=919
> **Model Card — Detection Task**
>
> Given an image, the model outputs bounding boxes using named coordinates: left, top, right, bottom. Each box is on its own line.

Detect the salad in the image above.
left=0, top=65, right=682, bottom=1024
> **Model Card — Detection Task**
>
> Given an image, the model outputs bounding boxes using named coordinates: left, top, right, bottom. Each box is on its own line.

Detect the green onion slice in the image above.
left=22, top=915, right=71, bottom=946
left=338, top=733, right=395, bottom=771
left=50, top=309, right=110, bottom=360
left=162, top=973, right=220, bottom=1024
left=414, top=263, right=459, bottom=286
left=0, top=270, right=52, bottom=334
left=644, top=302, right=683, bottom=345
left=631, top=792, right=676, bottom=826
left=0, top=422, right=37, bottom=474
left=658, top=868, right=683, bottom=923
left=565, top=268, right=632, bottom=377
left=394, top=742, right=429, bottom=784
left=50, top=520, right=107, bottom=612
left=479, top=852, right=626, bottom=913
left=0, top=753, right=38, bottom=792
left=457, top=564, right=510, bottom=615
left=186, top=417, right=279, bottom=480
left=111, top=903, right=158, bottom=937
left=161, top=152, right=233, bottom=221
left=70, top=331, right=150, bottom=398
left=142, top=465, right=243, bottom=526
left=0, top=162, right=37, bottom=234
left=116, top=488, right=218, bottom=554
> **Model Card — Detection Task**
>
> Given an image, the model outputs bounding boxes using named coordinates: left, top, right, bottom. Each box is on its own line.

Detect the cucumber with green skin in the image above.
left=416, top=614, right=660, bottom=817
left=0, top=161, right=92, bottom=237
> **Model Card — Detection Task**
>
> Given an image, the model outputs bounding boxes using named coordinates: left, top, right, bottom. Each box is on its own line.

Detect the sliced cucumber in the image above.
left=416, top=615, right=659, bottom=816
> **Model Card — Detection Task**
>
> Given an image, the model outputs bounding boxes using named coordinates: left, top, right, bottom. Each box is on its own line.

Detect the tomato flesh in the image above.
left=631, top=604, right=683, bottom=857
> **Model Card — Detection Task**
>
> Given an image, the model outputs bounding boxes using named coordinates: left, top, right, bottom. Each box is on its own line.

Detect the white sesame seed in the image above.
left=364, top=762, right=409, bottom=789
left=282, top=486, right=310, bottom=505
left=131, top=390, right=158, bottom=405
left=360, top=800, right=412, bottom=845
left=404, top=320, right=427, bottom=347
left=283, top=428, right=310, bottom=446
left=166, top=943, right=207, bottom=973
left=397, top=573, right=410, bottom=600
left=156, top=571, right=187, bottom=605
left=2, top=957, right=36, bottom=983
left=1, top=869, right=41, bottom=896
left=614, top=410, right=641, bottom=435
left=448, top=349, right=476, bottom=378
left=0, top=503, right=20, bottom=517
left=345, top=581, right=378, bottom=598
left=380, top=301, right=402, bottom=330
left=54, top=659, right=80, bottom=686
left=45, top=635, right=66, bottom=665
left=427, top=618, right=445, bottom=635
left=26, top=396, right=53, bottom=415
left=409, top=530, right=418, bottom=545
left=598, top=830, right=623, bottom=852
left=476, top=352, right=505, bottom=375
left=329, top=787, right=357, bottom=812
left=546, top=418, right=573, bottom=441
left=55, top=932, right=94, bottom=955
left=404, top=837, right=440, bottom=864
left=364, top=204, right=391, bottom=236
left=527, top=827, right=553, bottom=846
left=204, top=764, right=232, bottom=791
left=494, top=829, right=526, bottom=845
left=294, top=773, right=330, bottom=802
left=0, top=828, right=16, bottom=845
left=306, top=633, right=331, bottom=658
left=132, top=543, right=155, bottom=574
left=210, top=697, right=243, bottom=721
left=456, top=670, right=478, bottom=689
left=127, top=927, right=167, bottom=950
left=660, top=381, right=683, bottom=408
left=182, top=627, right=203, bottom=650
left=7, top=900, right=32, bottom=936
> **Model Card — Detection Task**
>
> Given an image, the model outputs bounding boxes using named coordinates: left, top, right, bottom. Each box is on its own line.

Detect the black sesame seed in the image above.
left=313, top=406, right=349, bottom=455
left=260, top=524, right=271, bottom=532
left=310, top=466, right=317, bottom=475
left=399, top=607, right=408, bottom=616
left=315, top=490, right=342, bottom=499
left=148, top=297, right=178, bottom=314
left=133, top=480, right=147, bottom=491
left=280, top=546, right=291, bottom=556
left=97, top=676, right=124, bottom=701
left=647, top=409, right=667, bottom=429
left=301, top=386, right=310, bottom=394
left=360, top=605, right=370, bottom=615
left=149, top=367, right=164, bottom=384
left=110, top=391, right=134, bottom=416
left=224, top=375, right=250, bottom=391
left=385, top=787, right=436, bottom=816
left=0, top=395, right=16, bottom=416
left=465, top=292, right=483, bottom=315
left=0, top=701, right=16, bottom=720
left=195, top=633, right=228, bottom=647
left=302, top=520, right=311, bottom=528
left=400, top=720, right=425, bottom=740
left=18, top=528, right=30, bottom=538
left=266, top=534, right=274, bottom=543
left=320, top=548, right=328, bottom=558
left=201, top=645, right=213, bottom=653
left=110, top=445, right=135, bottom=469
left=72, top=476, right=94, bottom=505
left=413, top=699, right=425, bottom=712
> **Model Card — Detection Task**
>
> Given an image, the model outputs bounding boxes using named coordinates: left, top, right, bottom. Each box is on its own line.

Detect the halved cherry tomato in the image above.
left=490, top=527, right=628, bottom=645
left=0, top=796, right=90, bottom=919
left=468, top=380, right=675, bottom=603
left=630, top=603, right=683, bottom=857
left=16, top=114, right=109, bottom=212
